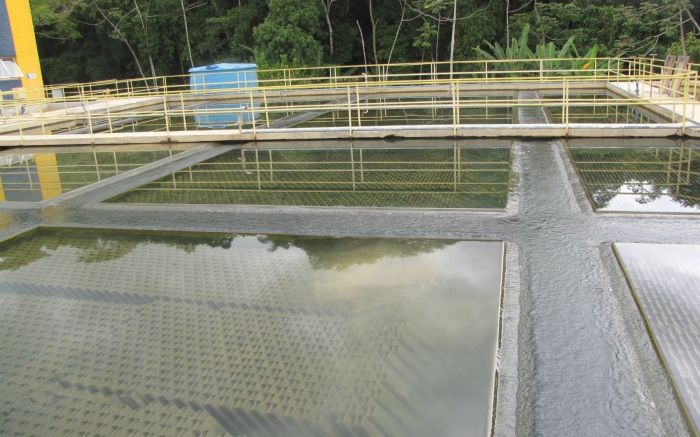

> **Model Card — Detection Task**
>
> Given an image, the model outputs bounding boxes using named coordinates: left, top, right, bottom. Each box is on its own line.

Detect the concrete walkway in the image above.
left=609, top=81, right=700, bottom=125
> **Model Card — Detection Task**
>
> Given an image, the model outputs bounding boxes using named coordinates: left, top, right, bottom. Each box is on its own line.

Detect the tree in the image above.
left=253, top=0, right=323, bottom=67
left=319, top=0, right=337, bottom=56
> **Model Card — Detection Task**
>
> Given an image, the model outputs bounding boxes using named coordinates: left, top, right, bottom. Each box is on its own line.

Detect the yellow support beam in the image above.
left=5, top=0, right=44, bottom=97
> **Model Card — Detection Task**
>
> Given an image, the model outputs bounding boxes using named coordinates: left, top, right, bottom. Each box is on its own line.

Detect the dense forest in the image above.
left=31, top=0, right=700, bottom=84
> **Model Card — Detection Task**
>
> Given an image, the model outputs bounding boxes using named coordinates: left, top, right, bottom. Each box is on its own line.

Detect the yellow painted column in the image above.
left=0, top=175, right=5, bottom=202
left=6, top=0, right=44, bottom=98
left=33, top=153, right=62, bottom=200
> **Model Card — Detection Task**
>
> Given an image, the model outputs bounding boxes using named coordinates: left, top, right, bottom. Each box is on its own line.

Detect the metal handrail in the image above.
left=0, top=57, right=697, bottom=144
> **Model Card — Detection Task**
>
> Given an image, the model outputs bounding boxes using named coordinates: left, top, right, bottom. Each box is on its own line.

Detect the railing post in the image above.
left=682, top=75, right=688, bottom=135
left=163, top=95, right=170, bottom=133
left=540, top=59, right=544, bottom=80
left=106, top=99, right=113, bottom=133
left=355, top=84, right=361, bottom=127
left=693, top=73, right=698, bottom=120
left=39, top=100, right=46, bottom=135
left=451, top=82, right=457, bottom=136
left=180, top=92, right=187, bottom=131
left=563, top=79, right=569, bottom=126
left=249, top=90, right=256, bottom=136
left=347, top=86, right=353, bottom=136
left=82, top=84, right=94, bottom=141
left=263, top=89, right=270, bottom=127
left=593, top=58, right=597, bottom=80
left=455, top=81, right=460, bottom=129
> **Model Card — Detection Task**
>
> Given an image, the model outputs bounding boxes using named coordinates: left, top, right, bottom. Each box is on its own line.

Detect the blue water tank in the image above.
left=189, top=63, right=259, bottom=129
left=189, top=63, right=258, bottom=92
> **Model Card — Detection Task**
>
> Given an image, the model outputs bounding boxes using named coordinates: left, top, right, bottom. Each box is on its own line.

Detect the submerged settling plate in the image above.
left=615, top=243, right=700, bottom=433
left=569, top=145, right=700, bottom=213
left=107, top=140, right=512, bottom=209
left=0, top=227, right=504, bottom=436
left=0, top=146, right=186, bottom=202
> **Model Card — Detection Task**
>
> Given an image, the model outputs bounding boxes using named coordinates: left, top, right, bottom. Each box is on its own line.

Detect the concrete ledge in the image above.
left=0, top=122, right=691, bottom=146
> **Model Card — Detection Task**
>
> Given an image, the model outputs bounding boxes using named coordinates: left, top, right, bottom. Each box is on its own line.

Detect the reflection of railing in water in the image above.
left=112, top=145, right=512, bottom=208
left=571, top=146, right=699, bottom=210
left=0, top=149, right=179, bottom=201
left=545, top=94, right=662, bottom=124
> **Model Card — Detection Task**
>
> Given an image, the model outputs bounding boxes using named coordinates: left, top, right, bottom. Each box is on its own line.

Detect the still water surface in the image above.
left=616, top=243, right=700, bottom=433
left=0, top=147, right=184, bottom=202
left=109, top=143, right=511, bottom=208
left=570, top=146, right=700, bottom=213
left=0, top=228, right=503, bottom=436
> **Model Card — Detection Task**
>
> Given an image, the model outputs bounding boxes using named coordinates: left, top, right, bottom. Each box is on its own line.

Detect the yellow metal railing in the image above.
left=0, top=57, right=697, bottom=142
left=3, top=57, right=694, bottom=102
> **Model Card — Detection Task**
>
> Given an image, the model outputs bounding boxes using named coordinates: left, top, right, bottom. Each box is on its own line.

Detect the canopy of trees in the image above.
left=30, top=0, right=700, bottom=84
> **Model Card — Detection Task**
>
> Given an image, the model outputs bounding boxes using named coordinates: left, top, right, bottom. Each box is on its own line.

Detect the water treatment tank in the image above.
left=188, top=63, right=259, bottom=128
left=189, top=63, right=258, bottom=92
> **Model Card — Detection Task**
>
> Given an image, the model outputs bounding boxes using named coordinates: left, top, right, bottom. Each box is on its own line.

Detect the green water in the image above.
left=545, top=93, right=663, bottom=124
left=108, top=145, right=511, bottom=208
left=570, top=146, right=700, bottom=213
left=0, top=147, right=184, bottom=202
left=0, top=227, right=503, bottom=436
left=296, top=97, right=515, bottom=127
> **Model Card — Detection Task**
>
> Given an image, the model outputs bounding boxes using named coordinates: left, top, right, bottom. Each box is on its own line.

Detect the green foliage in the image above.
left=474, top=23, right=605, bottom=75
left=253, top=0, right=323, bottom=67
left=28, top=0, right=700, bottom=83
left=668, top=35, right=700, bottom=62
left=510, top=0, right=690, bottom=58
